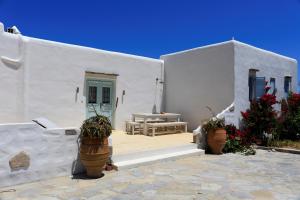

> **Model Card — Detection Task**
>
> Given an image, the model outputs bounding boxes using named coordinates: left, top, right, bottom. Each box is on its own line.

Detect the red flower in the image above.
left=241, top=111, right=249, bottom=119
left=236, top=130, right=243, bottom=137
left=287, top=93, right=300, bottom=108
left=265, top=86, right=271, bottom=93
left=229, top=135, right=235, bottom=140
left=260, top=94, right=276, bottom=105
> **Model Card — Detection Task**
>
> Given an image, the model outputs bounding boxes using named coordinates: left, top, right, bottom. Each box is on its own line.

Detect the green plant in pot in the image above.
left=80, top=114, right=112, bottom=178
left=201, top=107, right=226, bottom=154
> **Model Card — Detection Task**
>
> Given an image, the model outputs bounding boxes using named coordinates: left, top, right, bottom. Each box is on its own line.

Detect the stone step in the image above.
left=113, top=144, right=204, bottom=169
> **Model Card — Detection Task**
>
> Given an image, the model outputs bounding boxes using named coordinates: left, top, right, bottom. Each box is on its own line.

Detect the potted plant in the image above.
left=201, top=116, right=226, bottom=154
left=80, top=114, right=112, bottom=178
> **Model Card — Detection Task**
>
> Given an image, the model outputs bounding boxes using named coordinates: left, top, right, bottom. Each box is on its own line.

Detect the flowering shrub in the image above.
left=223, top=124, right=242, bottom=153
left=240, top=93, right=277, bottom=144
left=277, top=93, right=300, bottom=140
left=287, top=93, right=300, bottom=112
left=223, top=124, right=255, bottom=155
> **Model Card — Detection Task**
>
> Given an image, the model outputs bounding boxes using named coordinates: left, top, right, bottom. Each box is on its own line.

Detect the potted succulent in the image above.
left=201, top=107, right=226, bottom=154
left=80, top=114, right=112, bottom=178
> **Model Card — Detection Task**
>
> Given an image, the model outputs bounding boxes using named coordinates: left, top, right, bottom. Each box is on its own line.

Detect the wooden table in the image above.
left=132, top=113, right=181, bottom=135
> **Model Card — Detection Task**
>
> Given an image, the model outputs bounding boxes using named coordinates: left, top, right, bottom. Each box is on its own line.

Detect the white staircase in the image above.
left=113, top=144, right=204, bottom=169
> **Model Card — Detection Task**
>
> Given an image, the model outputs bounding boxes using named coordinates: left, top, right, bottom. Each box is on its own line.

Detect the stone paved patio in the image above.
left=0, top=150, right=299, bottom=200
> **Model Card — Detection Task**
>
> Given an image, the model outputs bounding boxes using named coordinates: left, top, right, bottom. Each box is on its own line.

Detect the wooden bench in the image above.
left=126, top=119, right=167, bottom=135
left=125, top=121, right=142, bottom=135
left=146, top=122, right=187, bottom=136
left=134, top=119, right=165, bottom=123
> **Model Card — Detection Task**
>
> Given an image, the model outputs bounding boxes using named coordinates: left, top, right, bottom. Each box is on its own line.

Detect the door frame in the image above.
left=85, top=72, right=117, bottom=129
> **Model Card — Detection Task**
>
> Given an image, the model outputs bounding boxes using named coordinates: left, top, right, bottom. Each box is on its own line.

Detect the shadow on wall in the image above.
left=71, top=135, right=86, bottom=176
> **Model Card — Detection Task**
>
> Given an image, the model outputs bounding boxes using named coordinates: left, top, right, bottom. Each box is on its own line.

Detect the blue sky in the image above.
left=0, top=0, right=299, bottom=83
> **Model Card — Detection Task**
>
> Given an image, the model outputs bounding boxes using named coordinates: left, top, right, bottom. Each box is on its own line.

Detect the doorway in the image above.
left=86, top=78, right=115, bottom=126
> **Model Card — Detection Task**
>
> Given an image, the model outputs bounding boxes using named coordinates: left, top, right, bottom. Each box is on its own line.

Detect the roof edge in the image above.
left=160, top=40, right=233, bottom=58
left=161, top=39, right=297, bottom=63
left=232, top=40, right=297, bottom=63
left=22, top=36, right=163, bottom=63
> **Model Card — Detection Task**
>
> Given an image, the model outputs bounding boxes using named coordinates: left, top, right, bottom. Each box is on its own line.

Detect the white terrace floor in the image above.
left=111, top=130, right=194, bottom=155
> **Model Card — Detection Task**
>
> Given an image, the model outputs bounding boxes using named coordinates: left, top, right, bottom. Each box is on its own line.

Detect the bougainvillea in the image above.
left=277, top=92, right=300, bottom=140
left=223, top=124, right=255, bottom=155
left=287, top=93, right=300, bottom=114
left=240, top=93, right=278, bottom=145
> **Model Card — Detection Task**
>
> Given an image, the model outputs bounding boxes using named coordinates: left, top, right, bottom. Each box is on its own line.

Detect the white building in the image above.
left=0, top=23, right=164, bottom=130
left=0, top=22, right=298, bottom=188
left=162, top=40, right=297, bottom=130
left=0, top=22, right=298, bottom=130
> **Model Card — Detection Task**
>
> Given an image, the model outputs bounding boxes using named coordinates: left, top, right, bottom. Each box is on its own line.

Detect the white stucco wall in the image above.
left=233, top=41, right=298, bottom=126
left=0, top=23, right=25, bottom=122
left=0, top=23, right=163, bottom=130
left=0, top=123, right=80, bottom=187
left=1, top=21, right=298, bottom=132
left=161, top=40, right=298, bottom=129
left=161, top=41, right=235, bottom=130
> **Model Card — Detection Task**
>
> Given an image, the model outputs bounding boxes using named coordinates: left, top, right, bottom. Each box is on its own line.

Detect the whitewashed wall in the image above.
left=161, top=42, right=235, bottom=130
left=0, top=123, right=80, bottom=187
left=234, top=41, right=298, bottom=126
left=161, top=40, right=298, bottom=129
left=0, top=23, right=25, bottom=123
left=0, top=22, right=163, bottom=130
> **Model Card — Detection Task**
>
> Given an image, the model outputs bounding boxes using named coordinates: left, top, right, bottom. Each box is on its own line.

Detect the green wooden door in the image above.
left=86, top=79, right=114, bottom=124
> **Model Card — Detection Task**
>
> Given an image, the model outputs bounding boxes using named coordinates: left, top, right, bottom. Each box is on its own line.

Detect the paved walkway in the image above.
left=0, top=150, right=299, bottom=200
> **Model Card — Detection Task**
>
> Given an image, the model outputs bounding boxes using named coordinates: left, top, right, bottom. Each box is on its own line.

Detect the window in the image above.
left=102, top=87, right=111, bottom=104
left=255, top=77, right=266, bottom=100
left=248, top=69, right=266, bottom=101
left=284, top=76, right=292, bottom=98
left=249, top=70, right=256, bottom=101
left=88, top=86, right=97, bottom=104
left=269, top=78, right=276, bottom=95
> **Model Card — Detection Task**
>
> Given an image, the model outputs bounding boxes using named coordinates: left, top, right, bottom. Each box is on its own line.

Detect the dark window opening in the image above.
left=88, top=86, right=97, bottom=104
left=249, top=69, right=257, bottom=101
left=248, top=69, right=265, bottom=101
left=284, top=76, right=292, bottom=98
left=102, top=87, right=111, bottom=104
left=255, top=77, right=266, bottom=100
left=269, top=78, right=276, bottom=95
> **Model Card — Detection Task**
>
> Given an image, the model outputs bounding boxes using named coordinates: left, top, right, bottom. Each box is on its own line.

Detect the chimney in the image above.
left=0, top=22, right=4, bottom=33
left=6, top=26, right=21, bottom=34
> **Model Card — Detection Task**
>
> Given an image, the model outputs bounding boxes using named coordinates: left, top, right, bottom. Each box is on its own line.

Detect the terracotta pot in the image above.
left=255, top=138, right=262, bottom=145
left=207, top=128, right=226, bottom=154
left=80, top=137, right=109, bottom=178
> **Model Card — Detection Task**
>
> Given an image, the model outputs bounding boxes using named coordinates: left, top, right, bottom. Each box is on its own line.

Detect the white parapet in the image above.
left=0, top=122, right=82, bottom=188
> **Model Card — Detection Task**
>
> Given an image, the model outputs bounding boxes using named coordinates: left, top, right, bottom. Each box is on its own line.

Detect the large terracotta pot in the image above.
left=80, top=137, right=109, bottom=178
left=255, top=138, right=263, bottom=145
left=207, top=128, right=226, bottom=154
